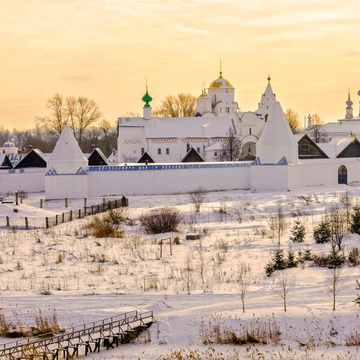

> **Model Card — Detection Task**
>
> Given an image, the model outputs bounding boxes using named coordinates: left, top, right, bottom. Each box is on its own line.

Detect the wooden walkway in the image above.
left=0, top=310, right=155, bottom=359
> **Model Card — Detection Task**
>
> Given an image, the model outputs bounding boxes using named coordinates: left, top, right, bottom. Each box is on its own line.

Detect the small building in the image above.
left=0, top=141, right=18, bottom=155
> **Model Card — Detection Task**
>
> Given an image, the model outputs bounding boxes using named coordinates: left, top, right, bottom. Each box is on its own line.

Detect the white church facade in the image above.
left=116, top=73, right=276, bottom=163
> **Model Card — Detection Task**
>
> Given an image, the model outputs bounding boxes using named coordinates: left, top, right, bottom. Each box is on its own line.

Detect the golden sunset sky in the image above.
left=1, top=0, right=360, bottom=129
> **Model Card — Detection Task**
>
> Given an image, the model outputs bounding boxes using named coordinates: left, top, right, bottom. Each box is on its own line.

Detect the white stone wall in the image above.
left=87, top=163, right=251, bottom=197
left=0, top=168, right=46, bottom=194
left=45, top=174, right=88, bottom=199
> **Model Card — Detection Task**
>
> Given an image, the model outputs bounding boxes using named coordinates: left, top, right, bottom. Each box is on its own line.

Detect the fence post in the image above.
left=46, top=217, right=49, bottom=229
left=56, top=215, right=58, bottom=225
left=40, top=199, right=43, bottom=209
left=79, top=209, right=81, bottom=218
left=91, top=205, right=94, bottom=215
left=84, top=207, right=87, bottom=216
left=70, top=210, right=73, bottom=221
left=170, top=238, right=172, bottom=256
left=15, top=191, right=18, bottom=206
left=62, top=213, right=65, bottom=223
left=84, top=198, right=87, bottom=207
left=65, top=198, right=68, bottom=208
left=6, top=216, right=9, bottom=227
left=25, top=217, right=28, bottom=229
left=160, top=240, right=163, bottom=259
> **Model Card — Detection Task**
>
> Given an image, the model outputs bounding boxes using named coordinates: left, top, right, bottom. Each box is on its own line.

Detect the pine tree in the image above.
left=350, top=207, right=360, bottom=235
left=314, top=220, right=331, bottom=244
left=290, top=219, right=305, bottom=243
left=353, top=280, right=360, bottom=307
left=265, top=262, right=275, bottom=277
left=304, top=245, right=313, bottom=261
left=286, top=248, right=297, bottom=268
left=272, top=248, right=287, bottom=270
left=327, top=247, right=345, bottom=269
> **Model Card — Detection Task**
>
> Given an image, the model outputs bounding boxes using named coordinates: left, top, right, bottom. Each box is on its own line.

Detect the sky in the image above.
left=0, top=0, right=360, bottom=130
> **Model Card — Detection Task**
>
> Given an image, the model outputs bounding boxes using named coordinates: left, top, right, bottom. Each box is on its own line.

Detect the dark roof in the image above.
left=337, top=137, right=360, bottom=158
left=181, top=147, right=205, bottom=163
left=87, top=148, right=108, bottom=166
left=298, top=134, right=328, bottom=159
left=14, top=149, right=47, bottom=169
left=0, top=155, right=13, bottom=169
left=137, top=152, right=155, bottom=164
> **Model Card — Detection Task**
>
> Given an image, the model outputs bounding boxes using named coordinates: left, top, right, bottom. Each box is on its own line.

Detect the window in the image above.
left=166, top=148, right=170, bottom=155
left=214, top=151, right=218, bottom=156
left=249, top=128, right=252, bottom=135
left=197, top=147, right=200, bottom=153
left=300, top=144, right=310, bottom=151
left=186, top=143, right=190, bottom=152
left=225, top=107, right=229, bottom=113
left=248, top=146, right=251, bottom=153
left=141, top=147, right=144, bottom=155
left=158, top=148, right=161, bottom=155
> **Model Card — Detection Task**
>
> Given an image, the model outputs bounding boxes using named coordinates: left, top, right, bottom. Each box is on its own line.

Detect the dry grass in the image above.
left=0, top=308, right=62, bottom=338
left=199, top=314, right=281, bottom=346
left=86, top=209, right=126, bottom=238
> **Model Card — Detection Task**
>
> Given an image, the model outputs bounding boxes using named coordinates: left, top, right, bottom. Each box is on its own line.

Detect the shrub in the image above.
left=350, top=207, right=360, bottom=235
left=348, top=248, right=360, bottom=266
left=86, top=209, right=125, bottom=238
left=314, top=221, right=331, bottom=244
left=312, top=253, right=329, bottom=267
left=290, top=219, right=305, bottom=243
left=139, top=207, right=183, bottom=234
left=189, top=188, right=207, bottom=213
left=265, top=262, right=275, bottom=277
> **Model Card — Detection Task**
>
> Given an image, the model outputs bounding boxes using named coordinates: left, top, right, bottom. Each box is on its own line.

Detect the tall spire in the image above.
left=267, top=73, right=271, bottom=82
left=346, top=89, right=353, bottom=119
left=219, top=59, right=223, bottom=78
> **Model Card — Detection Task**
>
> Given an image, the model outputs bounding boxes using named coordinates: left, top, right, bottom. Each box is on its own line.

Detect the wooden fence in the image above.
left=0, top=197, right=129, bottom=230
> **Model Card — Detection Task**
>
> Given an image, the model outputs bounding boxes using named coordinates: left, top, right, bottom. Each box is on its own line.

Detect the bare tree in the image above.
left=238, top=262, right=252, bottom=313
left=329, top=205, right=348, bottom=251
left=216, top=126, right=243, bottom=161
left=309, top=113, right=327, bottom=143
left=99, top=119, right=112, bottom=156
left=36, top=93, right=67, bottom=136
left=270, top=204, right=288, bottom=246
left=339, top=191, right=353, bottom=230
left=197, top=239, right=207, bottom=289
left=153, top=93, right=196, bottom=117
left=183, top=253, right=194, bottom=295
left=324, top=267, right=347, bottom=311
left=272, top=269, right=296, bottom=312
left=189, top=187, right=207, bottom=213
left=285, top=108, right=300, bottom=134
left=73, top=96, right=102, bottom=147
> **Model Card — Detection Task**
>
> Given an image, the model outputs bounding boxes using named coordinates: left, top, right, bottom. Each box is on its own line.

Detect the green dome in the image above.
left=142, top=87, right=153, bottom=107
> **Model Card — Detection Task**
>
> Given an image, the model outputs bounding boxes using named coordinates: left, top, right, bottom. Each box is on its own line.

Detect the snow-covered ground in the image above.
left=0, top=185, right=360, bottom=359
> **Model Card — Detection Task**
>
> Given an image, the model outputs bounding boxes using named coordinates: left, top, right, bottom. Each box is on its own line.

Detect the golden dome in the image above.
left=209, top=72, right=233, bottom=88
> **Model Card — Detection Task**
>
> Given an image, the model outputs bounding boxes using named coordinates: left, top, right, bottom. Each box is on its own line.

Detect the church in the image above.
left=116, top=72, right=276, bottom=163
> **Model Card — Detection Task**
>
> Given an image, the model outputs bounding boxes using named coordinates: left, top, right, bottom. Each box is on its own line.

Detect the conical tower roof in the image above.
left=47, top=125, right=88, bottom=173
left=256, top=101, right=298, bottom=164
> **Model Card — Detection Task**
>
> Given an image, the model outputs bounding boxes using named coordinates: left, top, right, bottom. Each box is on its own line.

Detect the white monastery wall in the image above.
left=45, top=174, right=88, bottom=199
left=87, top=163, right=251, bottom=197
left=0, top=168, right=46, bottom=194
left=250, top=165, right=290, bottom=192
left=299, top=159, right=360, bottom=188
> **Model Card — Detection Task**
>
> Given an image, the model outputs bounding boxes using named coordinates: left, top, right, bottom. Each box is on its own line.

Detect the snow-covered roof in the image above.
left=118, top=116, right=235, bottom=138
left=256, top=101, right=298, bottom=164
left=7, top=154, right=24, bottom=166
left=48, top=126, right=87, bottom=163
left=322, top=119, right=360, bottom=134
left=2, top=141, right=16, bottom=148
left=205, top=141, right=223, bottom=151
left=107, top=151, right=118, bottom=164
